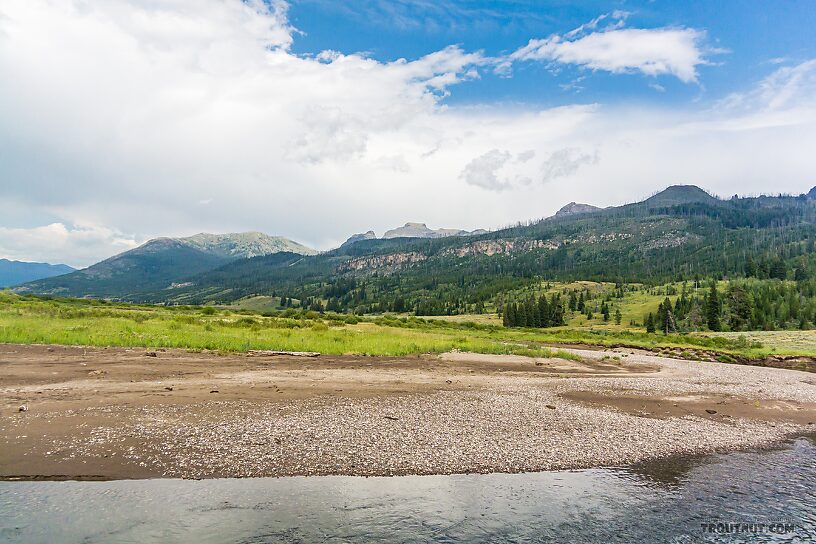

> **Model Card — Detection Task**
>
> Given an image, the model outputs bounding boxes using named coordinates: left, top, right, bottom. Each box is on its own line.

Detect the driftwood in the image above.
left=247, top=350, right=320, bottom=357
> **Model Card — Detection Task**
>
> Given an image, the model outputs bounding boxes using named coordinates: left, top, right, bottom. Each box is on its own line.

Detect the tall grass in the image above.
left=0, top=293, right=578, bottom=358
left=0, top=292, right=804, bottom=359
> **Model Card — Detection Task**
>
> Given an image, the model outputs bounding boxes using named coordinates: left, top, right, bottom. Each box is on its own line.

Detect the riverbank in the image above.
left=1, top=344, right=814, bottom=480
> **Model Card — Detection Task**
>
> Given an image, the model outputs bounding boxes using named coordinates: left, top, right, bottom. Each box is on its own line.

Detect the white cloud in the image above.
left=516, top=150, right=536, bottom=163
left=460, top=149, right=513, bottom=191
left=512, top=23, right=711, bottom=83
left=460, top=149, right=541, bottom=191
left=0, top=223, right=139, bottom=268
left=540, top=148, right=598, bottom=183
left=718, top=59, right=816, bottom=112
left=564, top=10, right=629, bottom=39
left=0, top=1, right=814, bottom=266
left=374, top=154, right=412, bottom=173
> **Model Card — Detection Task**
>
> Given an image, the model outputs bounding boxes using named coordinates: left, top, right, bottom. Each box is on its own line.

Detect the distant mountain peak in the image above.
left=341, top=231, right=377, bottom=247
left=554, top=202, right=600, bottom=217
left=15, top=230, right=316, bottom=299
left=342, top=223, right=483, bottom=246
left=645, top=185, right=718, bottom=207
left=180, top=232, right=317, bottom=258
left=807, top=186, right=816, bottom=199
left=382, top=223, right=469, bottom=240
left=0, top=259, right=75, bottom=288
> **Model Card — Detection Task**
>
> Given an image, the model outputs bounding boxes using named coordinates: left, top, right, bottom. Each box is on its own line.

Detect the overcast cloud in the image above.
left=1, top=1, right=816, bottom=266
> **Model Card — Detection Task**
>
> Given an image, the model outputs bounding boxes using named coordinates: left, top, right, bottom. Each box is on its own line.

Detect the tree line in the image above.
left=502, top=293, right=566, bottom=328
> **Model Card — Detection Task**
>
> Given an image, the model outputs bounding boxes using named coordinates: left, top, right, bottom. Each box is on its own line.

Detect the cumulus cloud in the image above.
left=460, top=150, right=513, bottom=191
left=511, top=14, right=712, bottom=83
left=0, top=223, right=139, bottom=268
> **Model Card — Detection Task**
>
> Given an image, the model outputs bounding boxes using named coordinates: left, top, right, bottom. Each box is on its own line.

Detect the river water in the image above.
left=1, top=436, right=814, bottom=543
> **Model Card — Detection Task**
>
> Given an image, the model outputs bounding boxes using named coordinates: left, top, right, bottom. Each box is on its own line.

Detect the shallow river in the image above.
left=1, top=436, right=814, bottom=543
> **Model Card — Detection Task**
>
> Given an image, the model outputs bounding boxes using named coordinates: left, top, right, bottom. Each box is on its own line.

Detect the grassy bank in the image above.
left=0, top=292, right=581, bottom=360
left=1, top=291, right=811, bottom=361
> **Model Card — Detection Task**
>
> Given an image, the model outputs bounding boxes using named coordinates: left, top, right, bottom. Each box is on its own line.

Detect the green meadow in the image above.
left=0, top=291, right=580, bottom=359
left=2, top=290, right=814, bottom=361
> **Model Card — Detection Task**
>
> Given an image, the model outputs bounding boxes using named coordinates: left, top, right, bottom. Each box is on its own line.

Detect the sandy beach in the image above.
left=1, top=344, right=815, bottom=480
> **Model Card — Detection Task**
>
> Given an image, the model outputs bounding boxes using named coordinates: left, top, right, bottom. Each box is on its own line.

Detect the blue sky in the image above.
left=1, top=0, right=816, bottom=266
left=288, top=0, right=816, bottom=107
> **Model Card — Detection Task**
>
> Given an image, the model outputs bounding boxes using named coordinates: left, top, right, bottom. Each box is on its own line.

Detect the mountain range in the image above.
left=0, top=259, right=75, bottom=288
left=15, top=184, right=816, bottom=312
left=343, top=223, right=488, bottom=247
left=16, top=233, right=315, bottom=300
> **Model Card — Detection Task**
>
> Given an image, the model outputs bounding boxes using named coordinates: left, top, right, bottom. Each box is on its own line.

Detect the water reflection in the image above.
left=1, top=437, right=814, bottom=543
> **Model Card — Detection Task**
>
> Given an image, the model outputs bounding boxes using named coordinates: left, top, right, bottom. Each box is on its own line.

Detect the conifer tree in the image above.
left=539, top=295, right=550, bottom=326
left=706, top=282, right=721, bottom=331
left=645, top=312, right=656, bottom=333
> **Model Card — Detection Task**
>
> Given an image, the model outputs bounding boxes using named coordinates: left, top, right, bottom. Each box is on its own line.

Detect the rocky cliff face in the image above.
left=337, top=252, right=428, bottom=272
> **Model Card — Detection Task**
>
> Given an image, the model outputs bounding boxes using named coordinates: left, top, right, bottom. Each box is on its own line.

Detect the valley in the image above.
left=4, top=183, right=816, bottom=483
left=15, top=185, right=816, bottom=340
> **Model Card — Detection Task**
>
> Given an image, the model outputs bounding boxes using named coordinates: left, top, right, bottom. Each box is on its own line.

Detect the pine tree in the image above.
left=745, top=256, right=757, bottom=278
left=614, top=308, right=622, bottom=325
left=526, top=299, right=537, bottom=327
left=727, top=285, right=752, bottom=331
left=770, top=258, right=787, bottom=280
left=539, top=295, right=550, bottom=326
left=552, top=298, right=565, bottom=325
left=706, top=282, right=721, bottom=331
left=795, top=264, right=809, bottom=282
left=645, top=312, right=656, bottom=333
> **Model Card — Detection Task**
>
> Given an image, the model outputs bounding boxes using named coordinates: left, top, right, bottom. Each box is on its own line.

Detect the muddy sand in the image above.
left=1, top=344, right=815, bottom=480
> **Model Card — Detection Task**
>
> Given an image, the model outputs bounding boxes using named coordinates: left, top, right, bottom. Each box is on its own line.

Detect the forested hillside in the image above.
left=17, top=185, right=816, bottom=333
left=140, top=186, right=816, bottom=323
left=17, top=233, right=315, bottom=299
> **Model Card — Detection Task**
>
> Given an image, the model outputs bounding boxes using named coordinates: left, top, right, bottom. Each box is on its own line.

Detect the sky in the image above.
left=1, top=0, right=816, bottom=267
